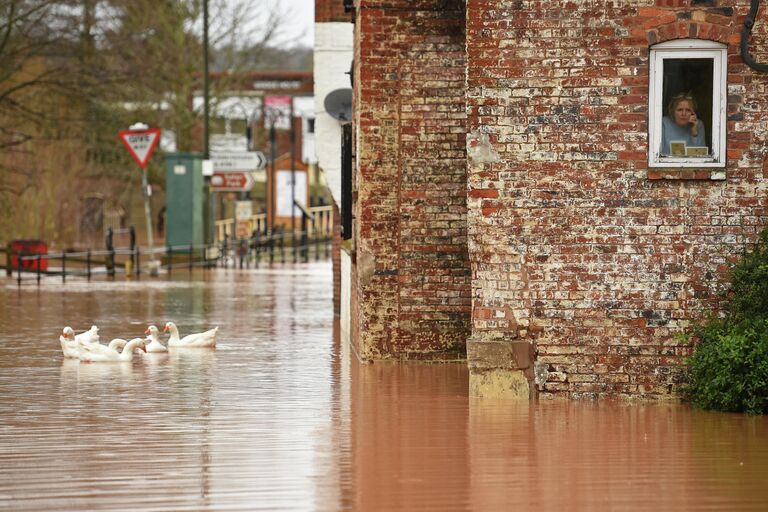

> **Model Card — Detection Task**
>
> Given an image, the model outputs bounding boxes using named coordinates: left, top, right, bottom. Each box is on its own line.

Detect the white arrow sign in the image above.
left=211, top=151, right=266, bottom=172
left=119, top=128, right=161, bottom=169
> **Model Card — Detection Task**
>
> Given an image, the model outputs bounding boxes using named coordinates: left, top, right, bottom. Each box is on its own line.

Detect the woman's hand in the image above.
left=689, top=112, right=699, bottom=137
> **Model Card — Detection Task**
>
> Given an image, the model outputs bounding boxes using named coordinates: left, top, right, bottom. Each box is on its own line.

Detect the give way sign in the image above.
left=119, top=128, right=161, bottom=169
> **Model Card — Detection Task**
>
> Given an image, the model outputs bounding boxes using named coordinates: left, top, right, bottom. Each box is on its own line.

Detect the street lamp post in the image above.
left=202, top=0, right=213, bottom=247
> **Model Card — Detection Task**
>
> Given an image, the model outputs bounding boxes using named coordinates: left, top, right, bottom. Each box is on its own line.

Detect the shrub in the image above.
left=685, top=229, right=768, bottom=415
left=721, top=231, right=768, bottom=322
left=686, top=318, right=768, bottom=414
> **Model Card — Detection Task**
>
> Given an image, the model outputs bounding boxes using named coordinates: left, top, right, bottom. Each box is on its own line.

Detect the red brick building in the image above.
left=340, top=0, right=768, bottom=399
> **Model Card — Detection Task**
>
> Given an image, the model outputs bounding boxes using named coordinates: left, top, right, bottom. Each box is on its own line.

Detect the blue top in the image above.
left=661, top=116, right=706, bottom=156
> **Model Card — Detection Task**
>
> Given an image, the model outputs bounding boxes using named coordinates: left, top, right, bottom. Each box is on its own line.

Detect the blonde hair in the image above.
left=668, top=93, right=698, bottom=117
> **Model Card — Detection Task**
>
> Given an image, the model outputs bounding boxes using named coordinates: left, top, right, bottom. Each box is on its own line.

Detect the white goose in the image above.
left=106, top=338, right=140, bottom=353
left=79, top=337, right=147, bottom=363
left=60, top=326, right=100, bottom=359
left=62, top=325, right=99, bottom=344
left=164, top=321, right=218, bottom=348
left=59, top=328, right=80, bottom=359
left=79, top=332, right=132, bottom=360
left=144, top=325, right=168, bottom=353
left=77, top=326, right=102, bottom=353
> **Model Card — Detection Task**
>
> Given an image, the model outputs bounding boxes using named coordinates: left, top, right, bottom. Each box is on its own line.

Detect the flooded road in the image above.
left=1, top=263, right=768, bottom=511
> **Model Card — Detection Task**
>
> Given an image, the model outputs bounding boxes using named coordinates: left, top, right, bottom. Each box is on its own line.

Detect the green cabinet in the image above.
left=165, top=153, right=204, bottom=249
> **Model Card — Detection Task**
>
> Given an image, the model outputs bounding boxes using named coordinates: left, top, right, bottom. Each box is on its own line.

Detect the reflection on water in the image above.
left=1, top=263, right=768, bottom=511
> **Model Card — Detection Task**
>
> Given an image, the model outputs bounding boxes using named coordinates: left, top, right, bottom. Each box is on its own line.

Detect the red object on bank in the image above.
left=10, top=240, right=48, bottom=271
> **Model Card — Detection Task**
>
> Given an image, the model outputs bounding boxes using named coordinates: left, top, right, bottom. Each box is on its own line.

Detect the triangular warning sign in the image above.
left=119, top=128, right=161, bottom=169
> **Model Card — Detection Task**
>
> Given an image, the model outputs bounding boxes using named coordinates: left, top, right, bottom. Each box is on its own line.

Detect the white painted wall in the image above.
left=315, top=21, right=353, bottom=344
left=313, top=22, right=353, bottom=205
left=293, top=96, right=317, bottom=164
left=340, top=249, right=352, bottom=346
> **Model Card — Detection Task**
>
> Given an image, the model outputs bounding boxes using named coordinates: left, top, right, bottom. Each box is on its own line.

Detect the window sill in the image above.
left=647, top=169, right=726, bottom=181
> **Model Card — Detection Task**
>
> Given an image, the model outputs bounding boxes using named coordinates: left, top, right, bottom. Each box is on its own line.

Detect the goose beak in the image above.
left=163, top=325, right=169, bottom=332
left=144, top=328, right=150, bottom=334
left=141, top=346, right=147, bottom=353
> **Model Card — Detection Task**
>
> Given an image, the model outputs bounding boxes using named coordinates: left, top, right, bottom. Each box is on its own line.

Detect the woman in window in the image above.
left=661, top=93, right=706, bottom=156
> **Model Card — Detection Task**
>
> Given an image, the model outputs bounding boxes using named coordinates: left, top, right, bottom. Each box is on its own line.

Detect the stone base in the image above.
left=467, top=338, right=535, bottom=399
left=469, top=368, right=530, bottom=399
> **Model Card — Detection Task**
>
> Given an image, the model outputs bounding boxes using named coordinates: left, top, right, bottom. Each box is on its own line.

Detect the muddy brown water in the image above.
left=1, top=263, right=767, bottom=511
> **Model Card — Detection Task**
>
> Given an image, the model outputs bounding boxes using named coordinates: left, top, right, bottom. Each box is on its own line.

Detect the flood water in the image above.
left=1, top=262, right=768, bottom=511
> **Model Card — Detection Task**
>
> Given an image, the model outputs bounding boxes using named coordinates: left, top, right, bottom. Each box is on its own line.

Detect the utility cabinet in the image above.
left=165, top=153, right=204, bottom=249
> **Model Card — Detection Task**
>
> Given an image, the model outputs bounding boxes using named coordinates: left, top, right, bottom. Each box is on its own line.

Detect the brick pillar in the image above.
left=353, top=0, right=471, bottom=360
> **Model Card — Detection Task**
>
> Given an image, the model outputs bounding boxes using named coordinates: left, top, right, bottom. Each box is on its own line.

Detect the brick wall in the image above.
left=316, top=0, right=351, bottom=23
left=465, top=0, right=768, bottom=398
left=353, top=0, right=471, bottom=360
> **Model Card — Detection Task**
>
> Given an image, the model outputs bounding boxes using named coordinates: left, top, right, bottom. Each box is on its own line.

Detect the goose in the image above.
left=106, top=338, right=142, bottom=353
left=79, top=337, right=147, bottom=363
left=164, top=321, right=218, bottom=348
left=59, top=328, right=80, bottom=359
left=62, top=325, right=99, bottom=346
left=144, top=325, right=168, bottom=353
left=60, top=333, right=129, bottom=359
left=72, top=325, right=104, bottom=355
left=79, top=325, right=100, bottom=344
left=60, top=326, right=100, bottom=359
left=78, top=335, right=127, bottom=359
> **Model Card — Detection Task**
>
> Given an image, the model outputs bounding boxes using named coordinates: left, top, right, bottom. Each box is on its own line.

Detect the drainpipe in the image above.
left=741, top=0, right=768, bottom=72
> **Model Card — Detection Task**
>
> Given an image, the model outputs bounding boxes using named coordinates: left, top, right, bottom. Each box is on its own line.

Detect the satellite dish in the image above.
left=324, top=88, right=352, bottom=122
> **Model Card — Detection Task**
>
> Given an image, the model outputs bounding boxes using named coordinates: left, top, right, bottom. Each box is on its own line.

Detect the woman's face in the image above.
left=673, top=100, right=694, bottom=127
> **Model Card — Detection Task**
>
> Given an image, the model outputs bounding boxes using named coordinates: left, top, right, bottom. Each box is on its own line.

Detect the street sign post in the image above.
left=210, top=171, right=255, bottom=192
left=119, top=124, right=161, bottom=274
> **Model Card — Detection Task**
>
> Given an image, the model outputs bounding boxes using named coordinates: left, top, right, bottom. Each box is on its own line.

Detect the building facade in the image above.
left=314, top=0, right=355, bottom=326
left=337, top=0, right=768, bottom=399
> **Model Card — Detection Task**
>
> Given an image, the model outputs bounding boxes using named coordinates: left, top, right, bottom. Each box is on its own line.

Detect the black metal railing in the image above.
left=3, top=223, right=332, bottom=286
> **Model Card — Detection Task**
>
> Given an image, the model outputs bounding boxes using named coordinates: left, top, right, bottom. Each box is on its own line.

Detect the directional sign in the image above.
left=211, top=151, right=266, bottom=172
left=210, top=171, right=255, bottom=192
left=119, top=128, right=161, bottom=169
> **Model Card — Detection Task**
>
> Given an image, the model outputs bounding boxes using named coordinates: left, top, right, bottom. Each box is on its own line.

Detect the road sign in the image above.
left=210, top=171, right=255, bottom=192
left=235, top=201, right=253, bottom=239
left=211, top=151, right=266, bottom=172
left=119, top=128, right=161, bottom=169
left=265, top=95, right=292, bottom=130
left=276, top=170, right=307, bottom=218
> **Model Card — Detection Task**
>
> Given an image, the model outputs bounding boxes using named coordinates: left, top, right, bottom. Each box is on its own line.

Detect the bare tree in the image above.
left=0, top=0, right=290, bottom=245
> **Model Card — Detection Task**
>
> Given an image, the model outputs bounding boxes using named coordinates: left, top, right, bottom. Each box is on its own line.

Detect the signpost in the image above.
left=119, top=124, right=161, bottom=275
left=211, top=151, right=266, bottom=172
left=210, top=171, right=255, bottom=192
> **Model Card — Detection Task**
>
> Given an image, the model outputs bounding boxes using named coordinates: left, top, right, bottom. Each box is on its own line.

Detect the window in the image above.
left=649, top=39, right=727, bottom=168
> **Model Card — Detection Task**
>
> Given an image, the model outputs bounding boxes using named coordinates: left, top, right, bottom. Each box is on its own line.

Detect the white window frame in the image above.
left=648, top=39, right=727, bottom=168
